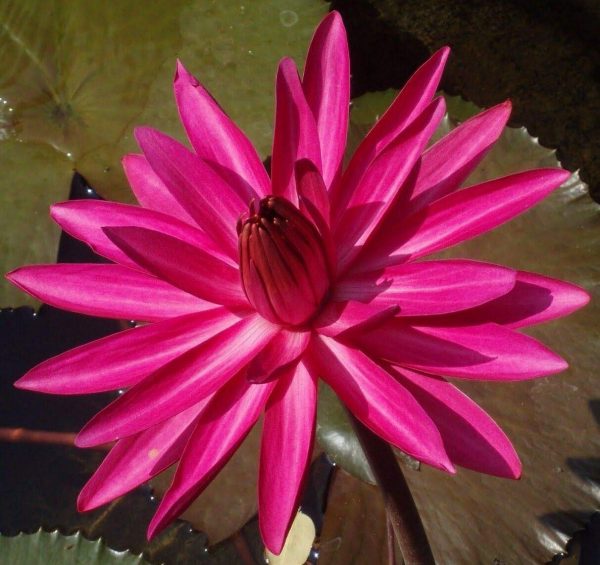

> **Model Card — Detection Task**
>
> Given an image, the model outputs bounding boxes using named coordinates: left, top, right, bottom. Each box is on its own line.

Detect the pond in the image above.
left=1, top=1, right=599, bottom=564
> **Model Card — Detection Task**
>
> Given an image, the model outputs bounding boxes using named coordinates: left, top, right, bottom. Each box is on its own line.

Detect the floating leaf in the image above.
left=316, top=382, right=375, bottom=485
left=0, top=141, right=70, bottom=307
left=0, top=0, right=328, bottom=307
left=318, top=469, right=393, bottom=565
left=0, top=530, right=145, bottom=565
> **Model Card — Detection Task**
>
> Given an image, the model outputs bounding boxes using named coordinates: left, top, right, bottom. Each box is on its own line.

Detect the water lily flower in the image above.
left=7, top=11, right=589, bottom=555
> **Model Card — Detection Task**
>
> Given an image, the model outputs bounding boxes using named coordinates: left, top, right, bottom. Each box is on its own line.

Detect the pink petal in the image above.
left=309, top=336, right=454, bottom=472
left=246, top=330, right=311, bottom=383
left=7, top=264, right=209, bottom=322
left=78, top=399, right=209, bottom=511
left=271, top=58, right=322, bottom=206
left=259, top=362, right=317, bottom=554
left=295, top=160, right=336, bottom=273
left=314, top=300, right=399, bottom=337
left=357, top=320, right=568, bottom=380
left=75, top=314, right=279, bottom=447
left=135, top=126, right=247, bottom=259
left=442, top=270, right=591, bottom=328
left=174, top=60, right=270, bottom=198
left=15, top=308, right=241, bottom=394
left=335, top=98, right=446, bottom=267
left=407, top=101, right=512, bottom=213
left=122, top=154, right=196, bottom=224
left=147, top=373, right=275, bottom=538
left=103, top=226, right=246, bottom=307
left=335, top=260, right=517, bottom=316
left=296, top=159, right=331, bottom=227
left=332, top=47, right=449, bottom=212
left=392, top=367, right=521, bottom=478
left=50, top=200, right=234, bottom=270
left=361, top=168, right=571, bottom=270
left=302, top=11, right=349, bottom=188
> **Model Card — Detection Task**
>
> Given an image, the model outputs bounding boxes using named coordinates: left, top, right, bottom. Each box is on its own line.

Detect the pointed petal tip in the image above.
left=147, top=510, right=171, bottom=541
left=14, top=368, right=54, bottom=392
left=13, top=375, right=35, bottom=391
left=481, top=99, right=512, bottom=120
left=277, top=56, right=298, bottom=77
left=133, top=125, right=150, bottom=142
left=74, top=428, right=98, bottom=449
left=76, top=489, right=100, bottom=513
left=4, top=268, right=18, bottom=284
left=121, top=153, right=141, bottom=167
left=49, top=201, right=71, bottom=223
left=540, top=350, right=569, bottom=376
left=577, top=287, right=592, bottom=308
left=435, top=45, right=451, bottom=62
left=174, top=59, right=199, bottom=88
left=133, top=125, right=161, bottom=149
left=260, top=513, right=288, bottom=555
left=507, top=454, right=523, bottom=480
left=556, top=356, right=569, bottom=373
left=431, top=95, right=447, bottom=114
left=76, top=493, right=89, bottom=513
left=442, top=459, right=457, bottom=474
left=320, top=10, right=345, bottom=34
left=4, top=267, right=36, bottom=296
left=174, top=58, right=186, bottom=80
left=263, top=534, right=286, bottom=557
left=496, top=445, right=522, bottom=479
left=550, top=167, right=572, bottom=185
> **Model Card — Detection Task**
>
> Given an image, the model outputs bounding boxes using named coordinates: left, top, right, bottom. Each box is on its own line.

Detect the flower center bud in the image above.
left=237, top=196, right=330, bottom=326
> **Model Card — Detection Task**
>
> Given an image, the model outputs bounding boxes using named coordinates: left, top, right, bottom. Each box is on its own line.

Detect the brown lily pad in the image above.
left=318, top=469, right=397, bottom=565
left=317, top=92, right=600, bottom=563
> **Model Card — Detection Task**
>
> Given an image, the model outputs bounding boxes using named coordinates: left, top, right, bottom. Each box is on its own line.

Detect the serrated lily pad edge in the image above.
left=0, top=528, right=147, bottom=564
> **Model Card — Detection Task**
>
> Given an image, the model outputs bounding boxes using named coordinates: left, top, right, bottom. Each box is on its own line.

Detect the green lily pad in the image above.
left=0, top=0, right=328, bottom=307
left=316, top=382, right=376, bottom=485
left=317, top=91, right=600, bottom=563
left=0, top=530, right=145, bottom=565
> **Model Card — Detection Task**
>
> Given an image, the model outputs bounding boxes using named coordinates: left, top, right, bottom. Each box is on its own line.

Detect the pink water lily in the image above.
left=7, top=11, right=589, bottom=554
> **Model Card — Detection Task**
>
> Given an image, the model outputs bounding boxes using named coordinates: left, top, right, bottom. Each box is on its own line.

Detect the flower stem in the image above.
left=348, top=413, right=435, bottom=565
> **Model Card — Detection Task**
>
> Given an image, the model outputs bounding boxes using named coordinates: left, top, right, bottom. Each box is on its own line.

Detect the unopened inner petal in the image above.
left=238, top=196, right=330, bottom=326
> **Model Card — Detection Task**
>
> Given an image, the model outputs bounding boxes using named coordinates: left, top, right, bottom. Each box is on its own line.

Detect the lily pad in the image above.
left=317, top=469, right=394, bottom=565
left=316, top=382, right=375, bottom=485
left=0, top=530, right=145, bottom=565
left=317, top=91, right=600, bottom=563
left=0, top=0, right=328, bottom=307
